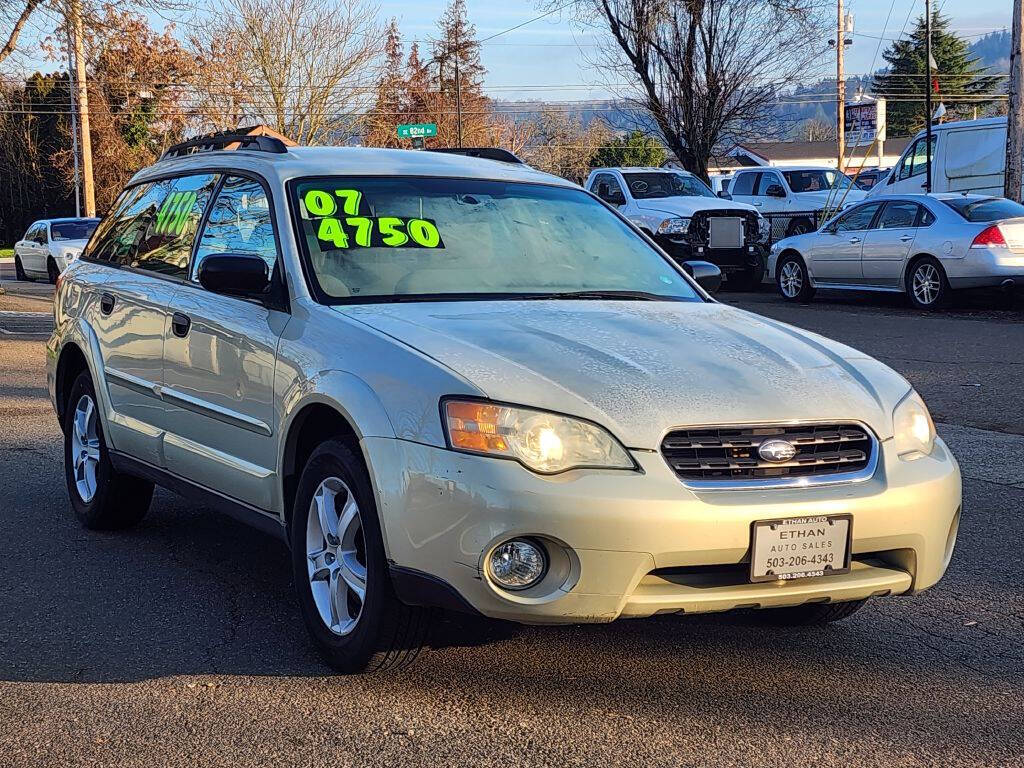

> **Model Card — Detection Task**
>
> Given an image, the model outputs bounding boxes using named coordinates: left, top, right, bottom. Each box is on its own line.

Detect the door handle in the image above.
left=171, top=312, right=191, bottom=338
left=848, top=237, right=861, bottom=244
left=899, top=235, right=914, bottom=242
left=100, top=293, right=115, bottom=315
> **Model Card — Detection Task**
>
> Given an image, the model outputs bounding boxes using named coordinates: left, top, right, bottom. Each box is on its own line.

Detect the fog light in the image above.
left=487, top=539, right=547, bottom=591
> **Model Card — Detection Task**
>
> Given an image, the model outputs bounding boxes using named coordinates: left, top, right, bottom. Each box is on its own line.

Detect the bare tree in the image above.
left=799, top=117, right=836, bottom=142
left=192, top=0, right=383, bottom=143
left=0, top=0, right=42, bottom=66
left=562, top=0, right=830, bottom=180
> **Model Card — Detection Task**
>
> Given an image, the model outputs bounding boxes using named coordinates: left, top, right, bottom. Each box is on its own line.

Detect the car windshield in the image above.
left=292, top=177, right=703, bottom=304
left=782, top=170, right=855, bottom=193
left=50, top=220, right=98, bottom=241
left=940, top=197, right=1024, bottom=222
left=623, top=172, right=715, bottom=199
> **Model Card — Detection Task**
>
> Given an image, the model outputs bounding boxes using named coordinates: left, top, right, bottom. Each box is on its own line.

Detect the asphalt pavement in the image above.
left=0, top=274, right=1022, bottom=767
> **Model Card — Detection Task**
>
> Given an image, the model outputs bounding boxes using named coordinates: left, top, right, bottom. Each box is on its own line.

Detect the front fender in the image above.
left=48, top=315, right=113, bottom=440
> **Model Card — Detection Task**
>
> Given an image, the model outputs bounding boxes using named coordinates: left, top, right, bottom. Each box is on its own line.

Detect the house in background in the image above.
left=708, top=138, right=912, bottom=175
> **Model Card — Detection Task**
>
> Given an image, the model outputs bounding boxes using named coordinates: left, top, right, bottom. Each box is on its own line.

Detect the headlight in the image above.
left=443, top=399, right=635, bottom=474
left=757, top=215, right=771, bottom=241
left=657, top=217, right=690, bottom=235
left=59, top=248, right=81, bottom=263
left=892, top=389, right=936, bottom=459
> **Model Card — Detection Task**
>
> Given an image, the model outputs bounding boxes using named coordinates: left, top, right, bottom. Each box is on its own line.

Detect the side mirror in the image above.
left=682, top=260, right=722, bottom=295
left=717, top=191, right=732, bottom=200
left=198, top=253, right=270, bottom=297
left=765, top=184, right=786, bottom=198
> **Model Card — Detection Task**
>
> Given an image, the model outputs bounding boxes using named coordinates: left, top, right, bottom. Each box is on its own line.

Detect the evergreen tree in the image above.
left=366, top=19, right=404, bottom=147
left=591, top=130, right=667, bottom=168
left=430, top=0, right=490, bottom=146
left=873, top=11, right=1002, bottom=137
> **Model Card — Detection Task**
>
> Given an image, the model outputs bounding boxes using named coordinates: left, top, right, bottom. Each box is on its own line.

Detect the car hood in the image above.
left=633, top=197, right=757, bottom=217
left=791, top=189, right=866, bottom=207
left=338, top=301, right=908, bottom=448
left=52, top=238, right=89, bottom=253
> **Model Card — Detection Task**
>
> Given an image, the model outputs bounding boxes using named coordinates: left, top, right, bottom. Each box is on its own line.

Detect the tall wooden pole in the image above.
left=70, top=0, right=95, bottom=217
left=1005, top=0, right=1024, bottom=202
left=924, top=0, right=933, bottom=194
left=66, top=22, right=80, bottom=218
left=836, top=0, right=845, bottom=171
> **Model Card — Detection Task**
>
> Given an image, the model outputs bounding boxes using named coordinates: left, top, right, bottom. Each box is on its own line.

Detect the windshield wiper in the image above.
left=518, top=290, right=676, bottom=301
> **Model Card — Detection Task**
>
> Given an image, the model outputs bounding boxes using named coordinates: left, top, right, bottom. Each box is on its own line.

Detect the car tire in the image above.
left=64, top=370, right=154, bottom=530
left=47, top=257, right=59, bottom=284
left=14, top=255, right=32, bottom=282
left=776, top=254, right=816, bottom=302
left=762, top=599, right=867, bottom=626
left=906, top=256, right=950, bottom=311
left=725, top=263, right=763, bottom=292
left=290, top=439, right=432, bottom=674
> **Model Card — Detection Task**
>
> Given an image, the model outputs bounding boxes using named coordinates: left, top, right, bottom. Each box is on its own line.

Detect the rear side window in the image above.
left=940, top=197, right=1024, bottom=222
left=731, top=173, right=757, bottom=196
left=88, top=174, right=219, bottom=278
left=193, top=176, right=278, bottom=280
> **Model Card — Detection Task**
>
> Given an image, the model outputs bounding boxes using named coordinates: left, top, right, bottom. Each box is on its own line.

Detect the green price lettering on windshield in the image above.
left=312, top=216, right=442, bottom=250
left=302, top=188, right=363, bottom=217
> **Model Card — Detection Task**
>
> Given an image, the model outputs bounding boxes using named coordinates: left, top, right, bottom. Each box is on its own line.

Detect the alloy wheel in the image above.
left=780, top=261, right=803, bottom=298
left=912, top=263, right=941, bottom=306
left=306, top=476, right=367, bottom=636
left=70, top=394, right=101, bottom=502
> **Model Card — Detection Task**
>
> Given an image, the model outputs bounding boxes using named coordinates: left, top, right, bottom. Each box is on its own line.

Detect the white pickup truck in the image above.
left=585, top=167, right=770, bottom=289
left=728, top=166, right=866, bottom=236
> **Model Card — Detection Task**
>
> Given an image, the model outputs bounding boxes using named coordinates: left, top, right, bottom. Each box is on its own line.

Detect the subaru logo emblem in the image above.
left=759, top=439, right=797, bottom=463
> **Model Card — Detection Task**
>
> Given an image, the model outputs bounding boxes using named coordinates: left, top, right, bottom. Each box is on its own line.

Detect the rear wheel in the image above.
left=786, top=218, right=813, bottom=237
left=63, top=371, right=153, bottom=529
left=14, top=255, right=31, bottom=282
left=907, top=256, right=950, bottom=310
left=763, top=599, right=867, bottom=626
left=776, top=254, right=816, bottom=302
left=290, top=439, right=432, bottom=673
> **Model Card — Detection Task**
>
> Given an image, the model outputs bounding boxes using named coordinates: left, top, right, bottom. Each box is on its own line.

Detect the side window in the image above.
left=39, top=224, right=50, bottom=244
left=193, top=176, right=278, bottom=281
left=731, top=172, right=758, bottom=196
left=833, top=202, right=882, bottom=232
left=755, top=172, right=783, bottom=195
left=28, top=224, right=45, bottom=244
left=878, top=201, right=920, bottom=229
left=899, top=137, right=936, bottom=180
left=605, top=174, right=625, bottom=200
left=88, top=174, right=218, bottom=277
left=919, top=207, right=936, bottom=226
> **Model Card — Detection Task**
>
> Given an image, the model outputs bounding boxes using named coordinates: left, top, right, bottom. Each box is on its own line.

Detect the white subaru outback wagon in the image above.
left=47, top=133, right=962, bottom=673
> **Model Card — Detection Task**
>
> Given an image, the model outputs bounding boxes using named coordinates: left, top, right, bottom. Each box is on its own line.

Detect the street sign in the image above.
left=844, top=99, right=886, bottom=147
left=397, top=123, right=437, bottom=139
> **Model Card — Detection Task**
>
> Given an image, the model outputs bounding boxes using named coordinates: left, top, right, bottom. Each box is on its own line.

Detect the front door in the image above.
left=161, top=175, right=288, bottom=512
left=861, top=200, right=922, bottom=287
left=81, top=173, right=219, bottom=466
left=808, top=201, right=883, bottom=282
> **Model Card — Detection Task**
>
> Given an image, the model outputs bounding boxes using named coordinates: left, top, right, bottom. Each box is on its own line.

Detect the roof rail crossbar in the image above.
left=161, top=130, right=290, bottom=160
left=427, top=147, right=524, bottom=164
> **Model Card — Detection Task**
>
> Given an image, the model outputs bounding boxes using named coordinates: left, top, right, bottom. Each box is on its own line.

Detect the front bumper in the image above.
left=656, top=235, right=765, bottom=272
left=364, top=435, right=961, bottom=624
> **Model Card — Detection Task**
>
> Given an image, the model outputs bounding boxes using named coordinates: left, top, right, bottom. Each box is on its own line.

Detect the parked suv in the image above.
left=586, top=167, right=770, bottom=289
left=48, top=134, right=961, bottom=673
left=729, top=166, right=866, bottom=237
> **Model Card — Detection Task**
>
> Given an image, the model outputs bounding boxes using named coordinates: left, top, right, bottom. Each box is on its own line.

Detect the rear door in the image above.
left=809, top=201, right=883, bottom=282
left=161, top=174, right=288, bottom=511
left=83, top=173, right=219, bottom=467
left=861, top=200, right=923, bottom=286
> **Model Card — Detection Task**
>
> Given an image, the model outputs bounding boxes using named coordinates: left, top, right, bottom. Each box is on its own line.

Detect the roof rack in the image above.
left=161, top=126, right=294, bottom=160
left=426, top=147, right=524, bottom=164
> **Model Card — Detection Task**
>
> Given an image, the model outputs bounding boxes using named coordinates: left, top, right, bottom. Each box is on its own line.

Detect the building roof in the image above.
left=715, top=137, right=912, bottom=168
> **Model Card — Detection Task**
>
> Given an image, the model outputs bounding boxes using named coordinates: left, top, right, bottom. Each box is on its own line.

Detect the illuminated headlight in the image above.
left=892, top=389, right=936, bottom=459
left=657, top=217, right=690, bottom=235
left=757, top=215, right=771, bottom=241
left=443, top=399, right=635, bottom=474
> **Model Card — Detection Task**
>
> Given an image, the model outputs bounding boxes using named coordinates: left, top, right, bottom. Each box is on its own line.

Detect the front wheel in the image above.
left=725, top=262, right=764, bottom=292
left=63, top=371, right=153, bottom=529
left=47, top=258, right=59, bottom=284
left=907, top=256, right=950, bottom=310
left=776, top=254, right=816, bottom=302
left=291, top=440, right=432, bottom=674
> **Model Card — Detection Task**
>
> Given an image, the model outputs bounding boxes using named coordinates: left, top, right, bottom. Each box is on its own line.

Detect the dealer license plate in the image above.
left=749, top=514, right=852, bottom=583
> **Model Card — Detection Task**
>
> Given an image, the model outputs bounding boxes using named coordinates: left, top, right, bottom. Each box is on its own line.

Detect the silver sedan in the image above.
left=768, top=194, right=1024, bottom=309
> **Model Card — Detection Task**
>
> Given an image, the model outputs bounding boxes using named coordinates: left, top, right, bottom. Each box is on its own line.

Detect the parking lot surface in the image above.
left=1, top=276, right=1022, bottom=767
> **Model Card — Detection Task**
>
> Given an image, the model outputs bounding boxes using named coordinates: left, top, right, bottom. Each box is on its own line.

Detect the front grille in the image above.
left=661, top=423, right=875, bottom=485
left=689, top=210, right=759, bottom=247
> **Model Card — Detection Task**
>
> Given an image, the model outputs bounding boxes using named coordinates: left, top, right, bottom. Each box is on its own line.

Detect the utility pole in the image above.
left=70, top=0, right=95, bottom=217
left=925, top=0, right=933, bottom=194
left=66, top=22, right=81, bottom=218
left=1005, top=0, right=1023, bottom=202
left=836, top=0, right=845, bottom=171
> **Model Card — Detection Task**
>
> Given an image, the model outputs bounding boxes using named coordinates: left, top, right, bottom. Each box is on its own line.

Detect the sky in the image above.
left=10, top=0, right=1015, bottom=101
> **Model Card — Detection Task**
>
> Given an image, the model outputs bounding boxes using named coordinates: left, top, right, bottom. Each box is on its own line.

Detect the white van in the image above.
left=869, top=117, right=1015, bottom=198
